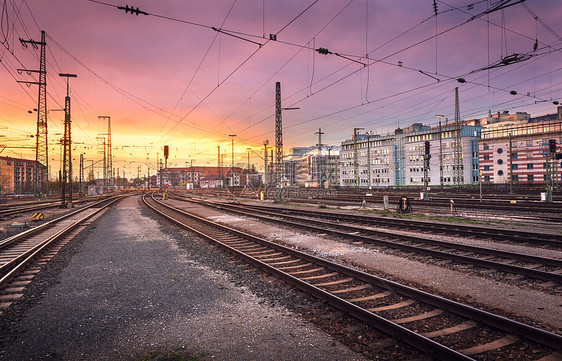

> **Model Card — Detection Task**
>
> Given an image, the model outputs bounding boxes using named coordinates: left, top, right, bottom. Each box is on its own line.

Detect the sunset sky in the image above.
left=1, top=0, right=561, bottom=179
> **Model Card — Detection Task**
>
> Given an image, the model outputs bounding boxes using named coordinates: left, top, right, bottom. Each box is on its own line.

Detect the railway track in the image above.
left=144, top=193, right=562, bottom=360
left=0, top=195, right=124, bottom=315
left=170, top=194, right=562, bottom=286
left=199, top=199, right=562, bottom=248
left=190, top=188, right=562, bottom=222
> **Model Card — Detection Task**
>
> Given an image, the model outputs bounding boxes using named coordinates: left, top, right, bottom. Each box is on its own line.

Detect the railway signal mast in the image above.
left=545, top=139, right=557, bottom=203
left=424, top=141, right=431, bottom=199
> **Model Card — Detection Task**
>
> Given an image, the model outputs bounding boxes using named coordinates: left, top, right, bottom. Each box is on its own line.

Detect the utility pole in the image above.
left=229, top=134, right=236, bottom=187
left=79, top=153, right=84, bottom=197
left=18, top=30, right=48, bottom=198
left=326, top=146, right=333, bottom=187
left=353, top=127, right=364, bottom=189
left=436, top=115, right=444, bottom=189
left=366, top=133, right=371, bottom=189
left=59, top=72, right=77, bottom=208
left=275, top=82, right=283, bottom=192
left=164, top=145, right=169, bottom=193
left=246, top=148, right=251, bottom=170
left=509, top=133, right=513, bottom=194
left=191, top=158, right=194, bottom=186
left=263, top=140, right=269, bottom=190
left=315, top=128, right=325, bottom=188
left=217, top=145, right=222, bottom=188
left=98, top=116, right=112, bottom=191
left=273, top=82, right=299, bottom=201
left=102, top=138, right=107, bottom=189
left=453, top=87, right=463, bottom=186
left=424, top=140, right=431, bottom=199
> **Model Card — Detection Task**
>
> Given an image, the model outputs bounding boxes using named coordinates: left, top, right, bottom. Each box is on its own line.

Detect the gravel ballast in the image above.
left=0, top=196, right=367, bottom=361
left=168, top=197, right=562, bottom=334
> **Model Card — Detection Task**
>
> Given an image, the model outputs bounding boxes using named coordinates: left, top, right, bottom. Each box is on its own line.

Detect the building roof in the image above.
left=0, top=156, right=45, bottom=167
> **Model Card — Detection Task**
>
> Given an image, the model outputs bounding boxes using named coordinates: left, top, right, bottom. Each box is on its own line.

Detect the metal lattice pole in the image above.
left=19, top=31, right=48, bottom=197
left=275, top=82, right=283, bottom=190
left=454, top=87, right=463, bottom=185
left=59, top=73, right=76, bottom=207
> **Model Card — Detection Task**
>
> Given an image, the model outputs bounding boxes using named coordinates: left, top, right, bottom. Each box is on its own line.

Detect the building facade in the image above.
left=479, top=117, right=562, bottom=185
left=337, top=106, right=562, bottom=189
left=339, top=124, right=482, bottom=188
left=0, top=156, right=45, bottom=194
left=157, top=166, right=255, bottom=188
left=280, top=147, right=340, bottom=188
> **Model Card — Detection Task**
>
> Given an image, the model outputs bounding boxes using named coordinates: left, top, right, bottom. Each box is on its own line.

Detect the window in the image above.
left=498, top=170, right=504, bottom=176
left=511, top=164, right=518, bottom=170
left=511, top=152, right=518, bottom=159
left=484, top=165, right=490, bottom=171
left=484, top=175, right=490, bottom=182
left=527, top=151, right=532, bottom=158
left=527, top=163, right=534, bottom=170
left=497, top=148, right=503, bottom=154
left=526, top=140, right=533, bottom=147
left=483, top=145, right=489, bottom=150
left=483, top=154, right=490, bottom=160
left=528, top=174, right=534, bottom=182
left=497, top=159, right=503, bottom=165
left=512, top=175, right=519, bottom=182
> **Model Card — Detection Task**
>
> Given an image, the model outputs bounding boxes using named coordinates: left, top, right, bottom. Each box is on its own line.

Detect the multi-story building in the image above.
left=157, top=166, right=254, bottom=188
left=281, top=146, right=340, bottom=188
left=0, top=156, right=44, bottom=194
left=339, top=123, right=482, bottom=188
left=479, top=107, right=562, bottom=185
left=340, top=132, right=400, bottom=187
left=0, top=157, right=15, bottom=194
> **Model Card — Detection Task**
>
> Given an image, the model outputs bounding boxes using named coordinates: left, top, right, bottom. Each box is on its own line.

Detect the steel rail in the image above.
left=143, top=194, right=473, bottom=360
left=0, top=196, right=124, bottom=288
left=0, top=196, right=120, bottom=250
left=222, top=200, right=562, bottom=248
left=187, top=198, right=562, bottom=283
left=144, top=194, right=562, bottom=356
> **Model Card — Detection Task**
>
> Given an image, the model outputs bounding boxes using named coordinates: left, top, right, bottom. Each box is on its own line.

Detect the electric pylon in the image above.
left=453, top=87, right=463, bottom=185
left=18, top=30, right=48, bottom=197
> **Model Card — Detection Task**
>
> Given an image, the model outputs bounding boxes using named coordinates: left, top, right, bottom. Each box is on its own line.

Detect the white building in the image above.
left=339, top=123, right=482, bottom=188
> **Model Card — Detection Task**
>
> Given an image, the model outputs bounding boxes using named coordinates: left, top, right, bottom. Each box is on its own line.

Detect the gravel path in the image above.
left=0, top=196, right=366, bottom=361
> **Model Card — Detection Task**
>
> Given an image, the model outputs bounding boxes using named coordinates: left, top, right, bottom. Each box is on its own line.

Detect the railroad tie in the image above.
left=392, top=309, right=444, bottom=324
left=421, top=321, right=477, bottom=338
left=458, top=335, right=519, bottom=355
left=368, top=299, right=415, bottom=312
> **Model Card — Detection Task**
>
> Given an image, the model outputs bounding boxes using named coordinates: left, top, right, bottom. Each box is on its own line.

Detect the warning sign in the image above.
left=32, top=212, right=44, bottom=221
